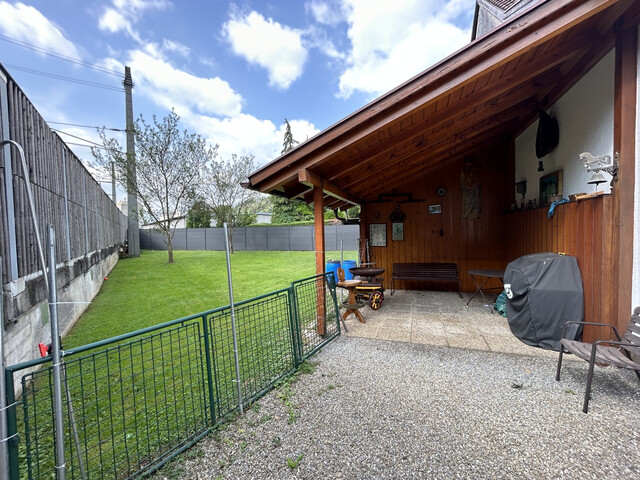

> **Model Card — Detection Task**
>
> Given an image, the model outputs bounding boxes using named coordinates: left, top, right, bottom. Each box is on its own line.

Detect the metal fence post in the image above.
left=200, top=314, right=217, bottom=425
left=4, top=368, right=17, bottom=480
left=223, top=223, right=243, bottom=415
left=0, top=256, right=8, bottom=480
left=287, top=286, right=300, bottom=366
left=47, top=226, right=66, bottom=480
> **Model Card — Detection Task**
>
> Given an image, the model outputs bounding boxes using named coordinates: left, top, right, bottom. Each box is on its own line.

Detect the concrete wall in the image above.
left=515, top=50, right=615, bottom=205
left=2, top=247, right=119, bottom=367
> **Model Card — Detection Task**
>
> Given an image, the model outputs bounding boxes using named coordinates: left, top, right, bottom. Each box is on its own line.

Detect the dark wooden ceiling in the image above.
left=247, top=0, right=640, bottom=210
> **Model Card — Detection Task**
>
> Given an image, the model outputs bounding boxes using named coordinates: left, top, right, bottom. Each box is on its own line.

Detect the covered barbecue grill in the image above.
left=504, top=253, right=584, bottom=351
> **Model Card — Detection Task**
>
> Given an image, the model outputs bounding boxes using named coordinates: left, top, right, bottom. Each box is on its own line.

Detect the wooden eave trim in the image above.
left=248, top=0, right=624, bottom=191
left=297, top=169, right=362, bottom=207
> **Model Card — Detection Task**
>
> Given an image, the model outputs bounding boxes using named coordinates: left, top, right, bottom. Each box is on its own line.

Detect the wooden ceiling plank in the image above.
left=249, top=0, right=621, bottom=191
left=348, top=107, right=531, bottom=196
left=313, top=29, right=593, bottom=189
left=328, top=76, right=551, bottom=190
left=320, top=65, right=560, bottom=188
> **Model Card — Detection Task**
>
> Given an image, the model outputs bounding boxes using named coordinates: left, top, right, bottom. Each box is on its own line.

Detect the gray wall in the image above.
left=140, top=225, right=360, bottom=252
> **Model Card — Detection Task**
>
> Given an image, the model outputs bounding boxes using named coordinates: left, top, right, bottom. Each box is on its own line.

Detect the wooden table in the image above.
left=466, top=269, right=505, bottom=314
left=337, top=279, right=365, bottom=325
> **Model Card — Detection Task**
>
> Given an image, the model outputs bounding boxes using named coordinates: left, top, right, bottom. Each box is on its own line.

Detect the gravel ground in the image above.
left=152, top=336, right=640, bottom=480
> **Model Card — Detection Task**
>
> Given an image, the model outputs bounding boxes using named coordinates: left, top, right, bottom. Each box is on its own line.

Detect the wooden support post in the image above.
left=612, top=24, right=637, bottom=330
left=314, top=185, right=326, bottom=335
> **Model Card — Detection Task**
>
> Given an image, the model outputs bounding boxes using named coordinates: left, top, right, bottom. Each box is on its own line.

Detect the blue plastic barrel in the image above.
left=326, top=260, right=341, bottom=285
left=342, top=260, right=357, bottom=280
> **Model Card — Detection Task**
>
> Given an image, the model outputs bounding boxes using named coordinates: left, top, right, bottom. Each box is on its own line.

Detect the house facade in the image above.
left=246, top=0, right=640, bottom=341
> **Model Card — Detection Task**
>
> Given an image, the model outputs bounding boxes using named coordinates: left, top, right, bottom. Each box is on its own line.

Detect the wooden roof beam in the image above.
left=297, top=169, right=362, bottom=207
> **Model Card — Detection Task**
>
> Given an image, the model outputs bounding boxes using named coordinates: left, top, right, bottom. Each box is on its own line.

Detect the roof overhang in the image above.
left=247, top=0, right=640, bottom=209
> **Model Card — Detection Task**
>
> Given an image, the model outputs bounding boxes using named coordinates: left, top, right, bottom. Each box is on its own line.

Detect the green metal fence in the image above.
left=3, top=273, right=340, bottom=479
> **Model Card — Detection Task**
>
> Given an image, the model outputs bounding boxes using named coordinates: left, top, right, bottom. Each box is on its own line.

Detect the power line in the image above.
left=65, top=141, right=126, bottom=155
left=52, top=129, right=107, bottom=147
left=47, top=121, right=125, bottom=132
left=4, top=63, right=124, bottom=92
left=0, top=33, right=122, bottom=77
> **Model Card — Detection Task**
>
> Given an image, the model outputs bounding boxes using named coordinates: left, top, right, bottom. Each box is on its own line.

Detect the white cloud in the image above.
left=305, top=0, right=346, bottom=26
left=0, top=1, right=81, bottom=58
left=184, top=115, right=319, bottom=166
left=162, top=39, right=190, bottom=58
left=223, top=11, right=308, bottom=89
left=98, top=0, right=170, bottom=41
left=336, top=0, right=473, bottom=99
left=104, top=46, right=243, bottom=118
left=99, top=46, right=320, bottom=166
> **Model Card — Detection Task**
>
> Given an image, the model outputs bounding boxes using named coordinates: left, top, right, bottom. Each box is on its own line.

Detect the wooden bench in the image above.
left=391, top=263, right=462, bottom=297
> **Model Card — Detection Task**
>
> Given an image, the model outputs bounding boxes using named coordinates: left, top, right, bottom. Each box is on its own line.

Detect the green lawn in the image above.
left=65, top=250, right=356, bottom=348
left=19, top=249, right=352, bottom=480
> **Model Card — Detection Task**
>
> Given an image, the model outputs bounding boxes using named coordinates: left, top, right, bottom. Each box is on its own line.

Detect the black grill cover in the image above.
left=504, top=253, right=583, bottom=351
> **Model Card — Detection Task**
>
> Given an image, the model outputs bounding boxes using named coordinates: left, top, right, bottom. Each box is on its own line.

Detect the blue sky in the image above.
left=0, top=0, right=475, bottom=183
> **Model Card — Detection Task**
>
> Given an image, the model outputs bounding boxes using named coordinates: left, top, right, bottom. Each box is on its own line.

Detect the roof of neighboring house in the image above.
left=247, top=0, right=640, bottom=210
left=484, top=0, right=522, bottom=11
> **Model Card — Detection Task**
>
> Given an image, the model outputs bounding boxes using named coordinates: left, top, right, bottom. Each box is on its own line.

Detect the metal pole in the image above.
left=0, top=257, right=9, bottom=480
left=48, top=226, right=66, bottom=480
left=223, top=223, right=243, bottom=414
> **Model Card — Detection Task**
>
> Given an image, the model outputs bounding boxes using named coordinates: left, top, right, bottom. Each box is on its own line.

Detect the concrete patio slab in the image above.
left=340, top=289, right=560, bottom=360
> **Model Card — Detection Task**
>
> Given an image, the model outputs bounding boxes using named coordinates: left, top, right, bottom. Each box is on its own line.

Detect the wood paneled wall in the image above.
left=364, top=143, right=510, bottom=293
left=363, top=142, right=614, bottom=343
left=505, top=196, right=615, bottom=343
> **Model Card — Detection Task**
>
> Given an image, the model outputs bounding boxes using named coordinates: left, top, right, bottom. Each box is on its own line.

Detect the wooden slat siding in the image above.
left=505, top=196, right=614, bottom=344
left=365, top=143, right=508, bottom=293
left=0, top=75, right=126, bottom=281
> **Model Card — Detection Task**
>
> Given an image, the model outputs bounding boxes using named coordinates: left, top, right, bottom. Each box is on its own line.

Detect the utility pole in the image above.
left=124, top=66, right=140, bottom=257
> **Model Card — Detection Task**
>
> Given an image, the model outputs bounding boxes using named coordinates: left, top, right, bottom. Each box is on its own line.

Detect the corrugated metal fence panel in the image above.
left=139, top=225, right=359, bottom=252
left=245, top=227, right=268, bottom=251
left=323, top=225, right=338, bottom=251
left=337, top=224, right=359, bottom=250
left=267, top=226, right=289, bottom=251
left=231, top=228, right=246, bottom=251
left=189, top=228, right=206, bottom=250
left=290, top=226, right=313, bottom=250
left=172, top=229, right=187, bottom=250
left=206, top=228, right=226, bottom=250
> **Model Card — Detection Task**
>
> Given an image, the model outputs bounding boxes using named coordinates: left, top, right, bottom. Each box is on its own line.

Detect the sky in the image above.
left=0, top=0, right=475, bottom=191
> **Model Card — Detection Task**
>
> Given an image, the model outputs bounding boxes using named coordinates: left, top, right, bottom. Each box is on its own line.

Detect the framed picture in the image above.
left=369, top=223, right=387, bottom=247
left=539, top=170, right=563, bottom=206
left=428, top=204, right=442, bottom=215
left=392, top=222, right=403, bottom=241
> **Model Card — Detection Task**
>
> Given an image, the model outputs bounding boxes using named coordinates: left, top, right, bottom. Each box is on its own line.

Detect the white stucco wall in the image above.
left=633, top=25, right=640, bottom=310
left=515, top=51, right=615, bottom=205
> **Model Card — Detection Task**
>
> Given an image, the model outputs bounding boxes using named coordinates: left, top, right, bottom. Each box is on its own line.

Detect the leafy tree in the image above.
left=270, top=196, right=314, bottom=224
left=200, top=154, right=258, bottom=252
left=92, top=110, right=215, bottom=263
left=186, top=199, right=213, bottom=228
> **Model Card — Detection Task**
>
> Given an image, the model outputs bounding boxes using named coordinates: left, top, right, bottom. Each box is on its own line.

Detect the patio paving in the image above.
left=340, top=289, right=560, bottom=360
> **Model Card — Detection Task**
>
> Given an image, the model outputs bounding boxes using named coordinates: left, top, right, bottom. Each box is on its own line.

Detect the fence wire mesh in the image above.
left=4, top=274, right=339, bottom=480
